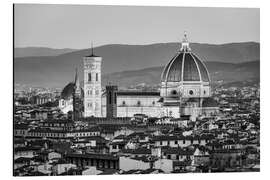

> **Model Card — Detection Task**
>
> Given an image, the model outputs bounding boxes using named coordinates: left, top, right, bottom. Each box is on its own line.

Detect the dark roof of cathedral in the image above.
left=61, top=82, right=75, bottom=100
left=161, top=51, right=210, bottom=83
left=202, top=97, right=219, bottom=107
left=116, top=91, right=160, bottom=96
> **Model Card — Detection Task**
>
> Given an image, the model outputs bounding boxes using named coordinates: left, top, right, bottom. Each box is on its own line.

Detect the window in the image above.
left=108, top=92, right=112, bottom=104
left=114, top=93, right=117, bottom=104
left=152, top=101, right=155, bottom=105
left=189, top=90, right=194, bottom=95
left=160, top=141, right=163, bottom=146
left=171, top=90, right=177, bottom=95
left=88, top=73, right=91, bottom=82
left=95, top=102, right=99, bottom=110
left=88, top=103, right=92, bottom=108
left=167, top=155, right=171, bottom=159
left=88, top=90, right=92, bottom=95
left=96, top=73, right=99, bottom=81
left=175, top=140, right=178, bottom=145
left=122, top=101, right=126, bottom=106
left=137, top=101, right=141, bottom=106
left=183, top=140, right=186, bottom=144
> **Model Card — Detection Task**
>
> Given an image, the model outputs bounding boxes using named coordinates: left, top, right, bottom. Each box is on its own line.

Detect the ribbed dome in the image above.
left=161, top=33, right=210, bottom=83
left=161, top=52, right=210, bottom=82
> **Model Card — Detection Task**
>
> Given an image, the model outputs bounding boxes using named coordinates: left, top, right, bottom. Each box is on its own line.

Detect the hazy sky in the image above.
left=14, top=4, right=260, bottom=49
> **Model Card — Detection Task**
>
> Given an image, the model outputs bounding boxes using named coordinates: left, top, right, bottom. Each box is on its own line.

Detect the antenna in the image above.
left=74, top=67, right=78, bottom=84
left=91, top=42, right=94, bottom=56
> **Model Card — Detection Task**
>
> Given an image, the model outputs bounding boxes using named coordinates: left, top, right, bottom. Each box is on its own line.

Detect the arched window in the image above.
left=108, top=92, right=112, bottom=104
left=114, top=93, right=117, bottom=104
left=88, top=73, right=91, bottom=82
left=96, top=73, right=99, bottom=81
left=122, top=101, right=126, bottom=106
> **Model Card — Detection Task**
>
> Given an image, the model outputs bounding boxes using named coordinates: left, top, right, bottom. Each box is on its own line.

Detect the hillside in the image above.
left=14, top=42, right=260, bottom=88
left=102, top=61, right=260, bottom=87
left=15, top=47, right=77, bottom=58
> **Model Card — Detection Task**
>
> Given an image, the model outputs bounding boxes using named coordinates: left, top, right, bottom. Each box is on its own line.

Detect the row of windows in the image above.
left=25, top=132, right=99, bottom=138
left=167, top=154, right=189, bottom=160
left=120, top=101, right=155, bottom=106
left=87, top=102, right=99, bottom=108
left=28, top=132, right=65, bottom=137
left=74, top=132, right=99, bottom=137
left=170, top=89, right=207, bottom=96
left=158, top=139, right=205, bottom=146
left=88, top=73, right=99, bottom=82
left=43, top=123, right=69, bottom=127
left=87, top=90, right=100, bottom=96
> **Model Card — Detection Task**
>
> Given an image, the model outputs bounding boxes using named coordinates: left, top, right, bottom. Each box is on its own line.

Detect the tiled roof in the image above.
left=163, top=147, right=195, bottom=155
left=121, top=148, right=151, bottom=155
left=65, top=153, right=119, bottom=160
left=14, top=146, right=41, bottom=152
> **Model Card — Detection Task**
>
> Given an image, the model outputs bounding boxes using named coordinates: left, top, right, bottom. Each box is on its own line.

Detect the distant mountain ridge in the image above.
left=102, top=61, right=260, bottom=87
left=14, top=42, right=260, bottom=88
left=15, top=47, right=78, bottom=58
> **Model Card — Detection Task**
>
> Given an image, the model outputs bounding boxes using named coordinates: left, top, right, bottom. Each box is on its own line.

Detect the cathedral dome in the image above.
left=61, top=82, right=84, bottom=100
left=61, top=82, right=75, bottom=100
left=161, top=34, right=210, bottom=83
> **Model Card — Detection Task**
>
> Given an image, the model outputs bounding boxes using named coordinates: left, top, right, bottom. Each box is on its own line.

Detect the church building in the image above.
left=59, top=33, right=219, bottom=121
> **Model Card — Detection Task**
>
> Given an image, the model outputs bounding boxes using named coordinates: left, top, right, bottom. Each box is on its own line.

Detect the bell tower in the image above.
left=83, top=44, right=102, bottom=117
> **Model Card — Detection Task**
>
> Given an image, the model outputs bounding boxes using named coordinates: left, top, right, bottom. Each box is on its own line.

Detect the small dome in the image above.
left=61, top=82, right=84, bottom=100
left=161, top=34, right=210, bottom=83
left=61, top=82, right=75, bottom=100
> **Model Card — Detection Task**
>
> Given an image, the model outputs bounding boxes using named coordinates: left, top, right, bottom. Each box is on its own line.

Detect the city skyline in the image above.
left=14, top=4, right=259, bottom=49
left=13, top=4, right=260, bottom=176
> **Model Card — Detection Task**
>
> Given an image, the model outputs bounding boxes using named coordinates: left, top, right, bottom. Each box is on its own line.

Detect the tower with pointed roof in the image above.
left=72, top=68, right=83, bottom=120
left=83, top=44, right=102, bottom=117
